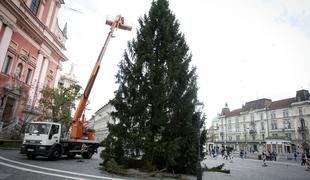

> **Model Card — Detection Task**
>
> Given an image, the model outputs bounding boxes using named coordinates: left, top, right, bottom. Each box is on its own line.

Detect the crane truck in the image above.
left=20, top=15, right=132, bottom=160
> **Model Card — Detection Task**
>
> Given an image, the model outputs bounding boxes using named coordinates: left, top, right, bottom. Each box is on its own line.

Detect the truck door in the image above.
left=48, top=124, right=60, bottom=145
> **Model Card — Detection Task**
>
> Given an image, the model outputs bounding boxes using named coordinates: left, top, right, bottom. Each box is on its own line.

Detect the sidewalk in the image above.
left=208, top=153, right=303, bottom=167
left=236, top=157, right=302, bottom=167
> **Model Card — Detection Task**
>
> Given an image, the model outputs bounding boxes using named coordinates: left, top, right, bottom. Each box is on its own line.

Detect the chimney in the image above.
left=296, top=90, right=310, bottom=102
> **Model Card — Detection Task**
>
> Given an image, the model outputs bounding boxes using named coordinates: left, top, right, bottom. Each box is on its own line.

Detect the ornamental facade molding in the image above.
left=0, top=14, right=17, bottom=31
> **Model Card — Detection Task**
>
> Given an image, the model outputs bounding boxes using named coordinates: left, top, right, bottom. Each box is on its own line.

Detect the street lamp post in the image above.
left=195, top=102, right=204, bottom=180
left=245, top=127, right=249, bottom=153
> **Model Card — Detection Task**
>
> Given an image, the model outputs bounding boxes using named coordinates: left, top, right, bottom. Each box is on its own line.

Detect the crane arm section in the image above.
left=70, top=15, right=132, bottom=139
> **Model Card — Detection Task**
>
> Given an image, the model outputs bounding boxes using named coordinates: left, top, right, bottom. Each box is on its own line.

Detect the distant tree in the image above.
left=39, top=84, right=81, bottom=135
left=101, top=0, right=205, bottom=174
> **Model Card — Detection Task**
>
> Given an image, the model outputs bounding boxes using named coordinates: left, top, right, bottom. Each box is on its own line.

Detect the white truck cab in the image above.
left=24, top=122, right=61, bottom=145
left=21, top=122, right=62, bottom=159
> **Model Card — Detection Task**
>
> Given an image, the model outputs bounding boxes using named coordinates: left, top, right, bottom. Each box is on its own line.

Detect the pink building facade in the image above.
left=0, top=0, right=67, bottom=131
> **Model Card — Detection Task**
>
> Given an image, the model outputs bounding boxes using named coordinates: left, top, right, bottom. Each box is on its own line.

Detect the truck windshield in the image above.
left=26, top=123, right=51, bottom=135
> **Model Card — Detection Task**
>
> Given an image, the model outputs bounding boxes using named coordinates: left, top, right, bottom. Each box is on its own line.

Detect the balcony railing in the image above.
left=298, top=126, right=308, bottom=133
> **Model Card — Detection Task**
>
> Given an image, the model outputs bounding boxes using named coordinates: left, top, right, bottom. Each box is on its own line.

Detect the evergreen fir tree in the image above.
left=101, top=0, right=205, bottom=174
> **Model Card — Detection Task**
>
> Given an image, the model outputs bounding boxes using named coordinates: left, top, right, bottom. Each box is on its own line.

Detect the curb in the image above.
left=0, top=147, right=20, bottom=150
left=235, top=157, right=301, bottom=167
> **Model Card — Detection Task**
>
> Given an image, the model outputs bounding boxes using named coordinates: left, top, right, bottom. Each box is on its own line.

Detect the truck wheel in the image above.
left=26, top=154, right=36, bottom=159
left=82, top=149, right=93, bottom=159
left=49, top=147, right=61, bottom=160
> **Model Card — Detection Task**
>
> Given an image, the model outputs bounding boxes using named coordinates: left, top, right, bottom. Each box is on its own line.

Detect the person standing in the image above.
left=224, top=149, right=228, bottom=160
left=294, top=152, right=298, bottom=161
left=229, top=151, right=234, bottom=163
left=240, top=150, right=244, bottom=159
left=273, top=151, right=277, bottom=161
left=275, top=152, right=277, bottom=161
left=262, top=152, right=268, bottom=167
left=301, top=152, right=306, bottom=166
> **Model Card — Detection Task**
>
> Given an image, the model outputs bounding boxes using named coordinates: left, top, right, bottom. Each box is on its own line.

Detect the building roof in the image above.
left=241, top=98, right=271, bottom=112
left=94, top=102, right=112, bottom=114
left=224, top=97, right=295, bottom=117
left=226, top=108, right=242, bottom=117
left=219, top=90, right=309, bottom=118
left=269, top=97, right=295, bottom=110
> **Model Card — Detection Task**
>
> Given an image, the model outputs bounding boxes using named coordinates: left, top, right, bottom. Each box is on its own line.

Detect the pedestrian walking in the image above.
left=272, top=151, right=277, bottom=161
left=240, top=150, right=244, bottom=159
left=262, top=152, right=268, bottom=167
left=223, top=150, right=228, bottom=160
left=212, top=149, right=215, bottom=158
left=294, top=152, right=297, bottom=161
left=301, top=152, right=306, bottom=166
left=229, top=151, right=234, bottom=163
left=244, top=150, right=247, bottom=159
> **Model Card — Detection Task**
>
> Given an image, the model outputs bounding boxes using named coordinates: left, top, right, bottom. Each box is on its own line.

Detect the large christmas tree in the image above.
left=101, top=0, right=205, bottom=174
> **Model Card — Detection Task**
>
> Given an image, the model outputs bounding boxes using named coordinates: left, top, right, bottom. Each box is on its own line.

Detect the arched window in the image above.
left=30, top=0, right=41, bottom=15
left=15, top=63, right=23, bottom=80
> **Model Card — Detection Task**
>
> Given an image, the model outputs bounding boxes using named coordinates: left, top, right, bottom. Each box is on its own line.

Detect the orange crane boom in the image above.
left=71, top=15, right=132, bottom=139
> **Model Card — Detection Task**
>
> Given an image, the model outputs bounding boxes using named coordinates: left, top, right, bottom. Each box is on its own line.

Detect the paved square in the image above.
left=197, top=157, right=310, bottom=180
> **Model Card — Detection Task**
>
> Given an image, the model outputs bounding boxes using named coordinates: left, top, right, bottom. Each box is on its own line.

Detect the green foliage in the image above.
left=39, top=84, right=81, bottom=135
left=0, top=140, right=22, bottom=149
left=101, top=158, right=127, bottom=175
left=101, top=0, right=205, bottom=174
left=203, top=163, right=230, bottom=174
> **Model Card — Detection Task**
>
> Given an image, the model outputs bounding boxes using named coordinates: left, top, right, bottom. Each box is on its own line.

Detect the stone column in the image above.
left=33, top=56, right=49, bottom=106
left=28, top=52, right=44, bottom=106
left=53, top=65, right=61, bottom=88
left=0, top=25, right=13, bottom=71
left=38, top=56, right=49, bottom=86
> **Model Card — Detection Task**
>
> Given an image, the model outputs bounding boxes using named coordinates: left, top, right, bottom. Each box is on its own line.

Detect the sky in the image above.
left=58, top=0, right=310, bottom=127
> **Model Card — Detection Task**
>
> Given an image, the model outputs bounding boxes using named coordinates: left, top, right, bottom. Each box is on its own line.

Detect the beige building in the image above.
left=89, top=103, right=115, bottom=142
left=209, top=90, right=310, bottom=155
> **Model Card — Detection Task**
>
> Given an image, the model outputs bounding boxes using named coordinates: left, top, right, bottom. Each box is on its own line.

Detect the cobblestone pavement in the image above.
left=198, top=156, right=310, bottom=180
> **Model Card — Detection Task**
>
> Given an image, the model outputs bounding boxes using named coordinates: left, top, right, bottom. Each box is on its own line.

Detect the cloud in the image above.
left=273, top=1, right=310, bottom=37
